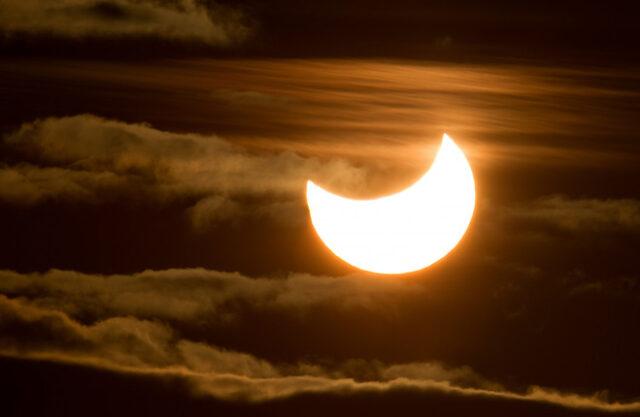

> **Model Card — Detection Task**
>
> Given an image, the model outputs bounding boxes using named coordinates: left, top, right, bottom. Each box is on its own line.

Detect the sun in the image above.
left=306, top=134, right=475, bottom=274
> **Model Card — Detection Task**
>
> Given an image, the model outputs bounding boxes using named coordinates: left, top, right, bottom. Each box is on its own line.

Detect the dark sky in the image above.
left=1, top=1, right=640, bottom=416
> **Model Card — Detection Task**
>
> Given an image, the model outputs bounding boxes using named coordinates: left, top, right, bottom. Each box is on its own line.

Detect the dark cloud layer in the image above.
left=241, top=1, right=639, bottom=62
left=2, top=0, right=637, bottom=63
left=0, top=266, right=639, bottom=404
left=0, top=0, right=248, bottom=45
left=1, top=285, right=639, bottom=412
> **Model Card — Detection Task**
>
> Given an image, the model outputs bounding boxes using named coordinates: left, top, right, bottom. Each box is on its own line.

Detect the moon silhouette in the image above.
left=306, top=134, right=475, bottom=274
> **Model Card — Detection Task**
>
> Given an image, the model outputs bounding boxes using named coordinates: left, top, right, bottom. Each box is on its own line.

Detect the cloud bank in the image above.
left=0, top=0, right=248, bottom=45
left=0, top=288, right=639, bottom=412
left=0, top=115, right=367, bottom=227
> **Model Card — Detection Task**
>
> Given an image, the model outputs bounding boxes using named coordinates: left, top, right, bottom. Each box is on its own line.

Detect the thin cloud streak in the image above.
left=505, top=195, right=640, bottom=232
left=2, top=59, right=638, bottom=168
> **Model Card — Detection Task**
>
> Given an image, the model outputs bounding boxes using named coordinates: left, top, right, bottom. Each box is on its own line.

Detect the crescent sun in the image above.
left=306, top=134, right=476, bottom=274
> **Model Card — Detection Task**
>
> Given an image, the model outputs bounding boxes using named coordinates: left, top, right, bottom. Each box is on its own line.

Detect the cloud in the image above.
left=1, top=115, right=368, bottom=228
left=0, top=0, right=248, bottom=45
left=1, top=294, right=638, bottom=412
left=1, top=266, right=639, bottom=409
left=0, top=268, right=417, bottom=323
left=505, top=195, right=640, bottom=232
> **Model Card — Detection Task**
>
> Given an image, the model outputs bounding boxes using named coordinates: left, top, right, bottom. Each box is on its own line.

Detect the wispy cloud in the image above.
left=3, top=59, right=638, bottom=169
left=505, top=195, right=640, bottom=232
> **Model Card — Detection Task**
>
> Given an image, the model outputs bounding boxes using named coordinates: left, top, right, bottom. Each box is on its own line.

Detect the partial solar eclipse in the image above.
left=306, top=134, right=475, bottom=274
